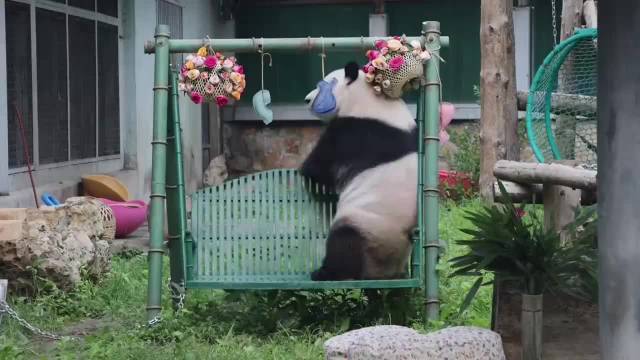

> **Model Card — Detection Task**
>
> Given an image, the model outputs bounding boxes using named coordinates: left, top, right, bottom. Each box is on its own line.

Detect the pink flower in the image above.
left=221, top=72, right=230, bottom=80
left=393, top=35, right=402, bottom=40
left=380, top=47, right=389, bottom=56
left=200, top=71, right=209, bottom=80
left=375, top=40, right=387, bottom=50
left=204, top=83, right=215, bottom=94
left=515, top=208, right=526, bottom=218
left=389, top=56, right=405, bottom=71
left=190, top=91, right=203, bottom=104
left=366, top=50, right=380, bottom=61
left=204, top=56, right=218, bottom=69
left=233, top=65, right=244, bottom=74
left=362, top=64, right=372, bottom=73
left=216, top=96, right=229, bottom=107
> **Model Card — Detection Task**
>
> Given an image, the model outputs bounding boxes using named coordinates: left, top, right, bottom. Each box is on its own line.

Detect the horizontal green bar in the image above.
left=144, top=35, right=450, bottom=54
left=186, top=279, right=421, bottom=290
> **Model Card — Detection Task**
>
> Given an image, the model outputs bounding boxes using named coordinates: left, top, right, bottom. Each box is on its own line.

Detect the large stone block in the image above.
left=324, top=325, right=505, bottom=360
left=0, top=197, right=113, bottom=292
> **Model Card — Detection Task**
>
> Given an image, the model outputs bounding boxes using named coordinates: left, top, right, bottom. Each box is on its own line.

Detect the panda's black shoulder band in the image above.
left=344, top=61, right=359, bottom=85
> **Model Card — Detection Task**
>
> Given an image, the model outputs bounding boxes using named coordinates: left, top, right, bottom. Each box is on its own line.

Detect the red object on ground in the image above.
left=438, top=170, right=473, bottom=191
left=98, top=198, right=148, bottom=238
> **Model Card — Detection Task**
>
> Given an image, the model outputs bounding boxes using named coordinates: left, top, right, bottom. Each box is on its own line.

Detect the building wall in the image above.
left=0, top=0, right=225, bottom=207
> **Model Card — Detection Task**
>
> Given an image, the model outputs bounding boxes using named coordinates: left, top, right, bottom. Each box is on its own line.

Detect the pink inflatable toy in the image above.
left=99, top=198, right=148, bottom=238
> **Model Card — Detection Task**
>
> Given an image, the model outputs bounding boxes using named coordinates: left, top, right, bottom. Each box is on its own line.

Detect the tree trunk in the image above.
left=479, top=0, right=519, bottom=200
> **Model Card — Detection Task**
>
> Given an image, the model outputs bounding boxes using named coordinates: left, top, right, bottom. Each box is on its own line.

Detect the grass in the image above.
left=0, top=200, right=493, bottom=359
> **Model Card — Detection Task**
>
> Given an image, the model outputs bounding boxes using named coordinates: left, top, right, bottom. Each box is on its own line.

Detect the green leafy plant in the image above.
left=449, top=182, right=598, bottom=315
left=447, top=129, right=481, bottom=185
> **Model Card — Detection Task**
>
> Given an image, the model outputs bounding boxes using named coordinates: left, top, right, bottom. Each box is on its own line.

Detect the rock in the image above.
left=203, top=155, right=229, bottom=186
left=324, top=325, right=505, bottom=360
left=0, top=197, right=112, bottom=292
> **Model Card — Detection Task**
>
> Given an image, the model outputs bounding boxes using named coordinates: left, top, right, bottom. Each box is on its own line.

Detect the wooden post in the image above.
left=583, top=0, right=598, bottom=29
left=521, top=294, right=543, bottom=360
left=479, top=0, right=519, bottom=200
left=0, top=279, right=7, bottom=327
left=556, top=0, right=584, bottom=160
left=543, top=184, right=581, bottom=242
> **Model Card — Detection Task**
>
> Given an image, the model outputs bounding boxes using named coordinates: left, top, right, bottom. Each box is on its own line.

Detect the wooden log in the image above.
left=493, top=160, right=597, bottom=190
left=583, top=0, right=598, bottom=29
left=516, top=91, right=597, bottom=115
left=479, top=0, right=519, bottom=200
left=493, top=180, right=597, bottom=205
left=543, top=184, right=582, bottom=243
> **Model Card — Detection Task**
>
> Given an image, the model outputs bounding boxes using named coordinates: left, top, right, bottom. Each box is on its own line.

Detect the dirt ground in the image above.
left=493, top=281, right=599, bottom=360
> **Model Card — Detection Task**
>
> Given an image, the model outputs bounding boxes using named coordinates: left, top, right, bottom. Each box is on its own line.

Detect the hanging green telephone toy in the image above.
left=252, top=44, right=273, bottom=125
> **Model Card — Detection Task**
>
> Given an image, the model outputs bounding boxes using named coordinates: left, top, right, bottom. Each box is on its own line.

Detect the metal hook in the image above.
left=319, top=36, right=326, bottom=78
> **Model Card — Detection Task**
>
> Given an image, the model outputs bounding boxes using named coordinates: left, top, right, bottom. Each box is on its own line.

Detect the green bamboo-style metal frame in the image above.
left=144, top=21, right=448, bottom=324
left=526, top=28, right=598, bottom=163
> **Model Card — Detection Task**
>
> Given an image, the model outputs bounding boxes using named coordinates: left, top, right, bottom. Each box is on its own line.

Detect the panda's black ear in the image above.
left=344, top=61, right=359, bottom=85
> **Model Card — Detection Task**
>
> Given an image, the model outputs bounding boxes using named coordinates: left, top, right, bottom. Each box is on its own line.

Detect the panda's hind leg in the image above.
left=311, top=223, right=365, bottom=281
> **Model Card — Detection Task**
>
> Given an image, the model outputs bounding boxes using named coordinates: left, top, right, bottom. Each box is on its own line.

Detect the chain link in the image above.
left=551, top=0, right=558, bottom=46
left=0, top=300, right=78, bottom=341
left=169, top=278, right=185, bottom=312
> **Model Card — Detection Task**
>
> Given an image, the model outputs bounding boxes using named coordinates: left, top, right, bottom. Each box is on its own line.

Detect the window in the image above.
left=5, top=0, right=120, bottom=169
left=6, top=1, right=33, bottom=169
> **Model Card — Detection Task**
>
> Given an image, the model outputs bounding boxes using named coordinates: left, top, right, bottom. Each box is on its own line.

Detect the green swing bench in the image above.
left=144, top=21, right=449, bottom=325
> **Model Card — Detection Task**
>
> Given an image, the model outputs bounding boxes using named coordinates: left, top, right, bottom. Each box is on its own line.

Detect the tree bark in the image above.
left=479, top=0, right=519, bottom=200
left=583, top=0, right=597, bottom=29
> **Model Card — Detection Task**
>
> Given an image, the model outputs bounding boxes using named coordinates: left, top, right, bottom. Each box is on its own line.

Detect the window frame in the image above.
left=2, top=0, right=121, bottom=177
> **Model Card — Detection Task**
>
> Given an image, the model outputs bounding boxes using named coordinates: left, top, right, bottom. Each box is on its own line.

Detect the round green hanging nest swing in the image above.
left=526, top=28, right=598, bottom=167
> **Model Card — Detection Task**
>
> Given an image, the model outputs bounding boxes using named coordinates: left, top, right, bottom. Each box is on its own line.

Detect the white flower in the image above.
left=193, top=56, right=205, bottom=67
left=410, top=40, right=422, bottom=50
left=178, top=83, right=187, bottom=92
left=419, top=51, right=432, bottom=61
left=209, top=74, right=220, bottom=85
left=185, top=54, right=195, bottom=62
left=382, top=80, right=391, bottom=88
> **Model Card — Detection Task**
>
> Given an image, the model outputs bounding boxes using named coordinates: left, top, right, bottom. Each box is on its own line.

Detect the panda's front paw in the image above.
left=311, top=268, right=330, bottom=281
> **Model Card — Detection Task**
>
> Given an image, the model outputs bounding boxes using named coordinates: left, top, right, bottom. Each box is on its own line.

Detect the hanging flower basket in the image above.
left=363, top=35, right=433, bottom=99
left=178, top=46, right=246, bottom=107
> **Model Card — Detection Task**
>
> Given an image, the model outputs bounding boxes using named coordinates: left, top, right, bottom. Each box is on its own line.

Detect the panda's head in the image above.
left=304, top=62, right=414, bottom=128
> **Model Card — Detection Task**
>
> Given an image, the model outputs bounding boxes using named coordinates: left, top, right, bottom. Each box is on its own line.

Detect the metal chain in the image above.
left=551, top=0, right=558, bottom=46
left=145, top=278, right=185, bottom=327
left=0, top=300, right=78, bottom=341
left=169, top=279, right=185, bottom=312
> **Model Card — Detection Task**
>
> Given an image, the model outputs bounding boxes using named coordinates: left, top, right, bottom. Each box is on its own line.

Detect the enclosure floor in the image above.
left=494, top=281, right=599, bottom=360
left=109, top=222, right=151, bottom=254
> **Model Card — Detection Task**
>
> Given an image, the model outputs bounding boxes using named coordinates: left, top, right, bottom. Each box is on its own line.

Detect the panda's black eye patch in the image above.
left=344, top=61, right=359, bottom=85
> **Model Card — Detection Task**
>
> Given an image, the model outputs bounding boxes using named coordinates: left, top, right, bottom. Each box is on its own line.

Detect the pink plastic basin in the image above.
left=99, top=198, right=148, bottom=238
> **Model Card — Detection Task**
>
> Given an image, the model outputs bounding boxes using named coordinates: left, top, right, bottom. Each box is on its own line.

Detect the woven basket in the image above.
left=190, top=77, right=236, bottom=103
left=98, top=203, right=116, bottom=241
left=378, top=53, right=424, bottom=98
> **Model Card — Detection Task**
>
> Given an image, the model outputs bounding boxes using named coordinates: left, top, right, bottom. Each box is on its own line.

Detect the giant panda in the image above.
left=300, top=61, right=419, bottom=281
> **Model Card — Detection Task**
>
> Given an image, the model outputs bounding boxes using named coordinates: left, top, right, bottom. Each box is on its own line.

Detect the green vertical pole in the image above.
left=422, top=20, right=442, bottom=322
left=166, top=70, right=188, bottom=307
left=146, top=24, right=171, bottom=323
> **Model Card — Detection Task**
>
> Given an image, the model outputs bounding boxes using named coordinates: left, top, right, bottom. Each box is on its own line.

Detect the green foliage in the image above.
left=449, top=182, right=598, bottom=316
left=1, top=201, right=498, bottom=358
left=447, top=129, right=481, bottom=185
